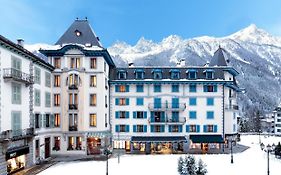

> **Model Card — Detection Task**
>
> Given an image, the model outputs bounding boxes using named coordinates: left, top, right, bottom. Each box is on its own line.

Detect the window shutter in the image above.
left=115, top=125, right=119, bottom=132
left=39, top=114, right=42, bottom=128
left=179, top=126, right=182, bottom=132
left=50, top=114, right=54, bottom=128
left=168, top=125, right=172, bottom=132
left=203, top=85, right=207, bottom=92
left=151, top=126, right=154, bottom=132
left=126, top=112, right=129, bottom=118
left=115, top=98, right=119, bottom=105
left=115, top=85, right=119, bottom=92
left=144, top=125, right=147, bottom=132
left=214, top=125, right=218, bottom=132
left=43, top=114, right=46, bottom=128
left=186, top=125, right=190, bottom=132
left=161, top=125, right=165, bottom=132
left=115, top=111, right=119, bottom=119
left=125, top=125, right=129, bottom=132
left=126, top=98, right=129, bottom=105
left=196, top=125, right=200, bottom=132
left=203, top=125, right=207, bottom=132
left=133, top=125, right=136, bottom=132
left=214, top=85, right=218, bottom=92
left=126, top=85, right=129, bottom=92
left=144, top=112, right=147, bottom=119
left=133, top=112, right=136, bottom=118
left=150, top=112, right=154, bottom=122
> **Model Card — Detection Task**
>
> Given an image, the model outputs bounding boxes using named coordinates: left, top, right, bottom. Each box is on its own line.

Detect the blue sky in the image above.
left=1, top=0, right=281, bottom=47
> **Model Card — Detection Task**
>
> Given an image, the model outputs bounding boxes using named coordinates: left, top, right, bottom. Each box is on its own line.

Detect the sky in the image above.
left=1, top=0, right=281, bottom=47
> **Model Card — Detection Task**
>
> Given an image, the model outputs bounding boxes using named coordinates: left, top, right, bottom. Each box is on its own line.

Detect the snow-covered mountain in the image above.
left=107, top=24, right=281, bottom=114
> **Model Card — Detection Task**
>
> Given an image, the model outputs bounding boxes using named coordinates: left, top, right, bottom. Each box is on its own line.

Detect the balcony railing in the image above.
left=69, top=104, right=78, bottom=110
left=3, top=68, right=33, bottom=85
left=166, top=117, right=186, bottom=124
left=0, top=128, right=34, bottom=141
left=69, top=125, right=78, bottom=131
left=148, top=117, right=186, bottom=124
left=69, top=84, right=78, bottom=90
left=225, top=104, right=239, bottom=110
left=148, top=103, right=186, bottom=111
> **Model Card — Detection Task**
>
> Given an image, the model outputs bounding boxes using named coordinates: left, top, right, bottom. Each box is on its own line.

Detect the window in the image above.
left=189, top=97, right=197, bottom=106
left=35, top=140, right=40, bottom=158
left=105, top=95, right=108, bottom=108
left=169, top=125, right=182, bottom=132
left=204, top=125, right=217, bottom=132
left=12, top=83, right=21, bottom=104
left=207, top=111, right=214, bottom=119
left=154, top=84, right=161, bottom=92
left=90, top=58, right=97, bottom=69
left=45, top=72, right=51, bottom=87
left=45, top=92, right=51, bottom=107
left=105, top=113, right=108, bottom=127
left=133, top=125, right=147, bottom=132
left=68, top=74, right=79, bottom=88
left=68, top=137, right=75, bottom=150
left=203, top=85, right=217, bottom=92
left=136, top=85, right=144, bottom=92
left=35, top=67, right=41, bottom=84
left=70, top=58, right=80, bottom=69
left=45, top=114, right=50, bottom=128
left=187, top=125, right=199, bottom=132
left=115, top=85, right=129, bottom=92
left=54, top=113, right=60, bottom=127
left=205, top=70, right=214, bottom=79
left=170, top=70, right=180, bottom=79
left=188, top=71, right=197, bottom=79
left=189, top=84, right=197, bottom=92
left=136, top=98, right=144, bottom=106
left=135, top=70, right=144, bottom=79
left=90, top=75, right=97, bottom=87
left=35, top=89, right=40, bottom=106
left=172, top=84, right=179, bottom=92
left=207, top=98, right=214, bottom=106
left=153, top=69, right=162, bottom=79
left=54, top=94, right=60, bottom=106
left=115, top=98, right=129, bottom=106
left=69, top=114, right=78, bottom=131
left=54, top=57, right=61, bottom=69
left=54, top=75, right=60, bottom=87
left=53, top=137, right=60, bottom=151
left=90, top=94, right=97, bottom=106
left=116, top=111, right=129, bottom=119
left=12, top=112, right=21, bottom=136
left=233, top=124, right=236, bottom=132
left=118, top=71, right=127, bottom=79
left=151, top=125, right=165, bottom=132
left=189, top=111, right=197, bottom=119
left=133, top=111, right=147, bottom=119
left=116, top=125, right=129, bottom=132
left=11, top=56, right=21, bottom=70
left=90, top=114, right=97, bottom=127
left=35, top=114, right=40, bottom=129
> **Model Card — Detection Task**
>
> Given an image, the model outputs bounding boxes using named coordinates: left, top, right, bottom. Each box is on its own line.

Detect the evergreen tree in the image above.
left=178, top=156, right=189, bottom=175
left=196, top=158, right=208, bottom=175
left=186, top=155, right=196, bottom=175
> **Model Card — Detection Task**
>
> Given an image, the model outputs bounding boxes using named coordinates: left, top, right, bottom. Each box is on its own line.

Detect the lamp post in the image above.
left=104, top=147, right=111, bottom=175
left=230, top=139, right=234, bottom=164
left=261, top=144, right=275, bottom=175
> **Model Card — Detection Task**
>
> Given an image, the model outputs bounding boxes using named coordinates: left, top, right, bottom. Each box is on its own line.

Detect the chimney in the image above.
left=17, top=39, right=24, bottom=47
left=180, top=59, right=185, bottom=67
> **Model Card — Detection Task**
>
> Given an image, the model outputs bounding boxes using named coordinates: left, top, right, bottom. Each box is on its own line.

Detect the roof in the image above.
left=0, top=35, right=54, bottom=70
left=189, top=135, right=224, bottom=143
left=131, top=136, right=187, bottom=142
left=210, top=47, right=229, bottom=66
left=55, top=19, right=102, bottom=47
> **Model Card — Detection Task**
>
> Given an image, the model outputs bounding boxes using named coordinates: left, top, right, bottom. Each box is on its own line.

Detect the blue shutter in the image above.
left=126, top=112, right=129, bottom=118
left=214, top=125, right=218, bottom=132
left=144, top=125, right=147, bottom=132
left=190, top=98, right=197, bottom=106
left=179, top=126, right=182, bottom=132
left=186, top=125, right=190, bottom=132
left=172, top=98, right=179, bottom=108
left=115, top=98, right=119, bottom=105
left=150, top=112, right=155, bottom=122
left=133, top=125, right=136, bottom=132
left=126, top=125, right=129, bottom=132
left=144, top=112, right=147, bottom=119
left=161, top=112, right=165, bottom=121
left=115, top=125, right=120, bottom=132
left=133, top=112, right=136, bottom=118
left=207, top=98, right=214, bottom=106
left=126, top=85, right=130, bottom=92
left=161, top=125, right=165, bottom=132
left=154, top=98, right=161, bottom=108
left=207, top=111, right=214, bottom=119
left=168, top=125, right=172, bottom=132
left=214, top=85, right=217, bottom=92
left=151, top=126, right=154, bottom=132
left=126, top=98, right=129, bottom=105
left=203, top=85, right=207, bottom=92
left=115, top=85, right=119, bottom=92
left=115, top=111, right=119, bottom=119
left=203, top=125, right=207, bottom=132
left=196, top=125, right=200, bottom=132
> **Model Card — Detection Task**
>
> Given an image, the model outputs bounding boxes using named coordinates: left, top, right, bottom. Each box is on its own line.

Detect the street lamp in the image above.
left=229, top=137, right=235, bottom=164
left=261, top=144, right=276, bottom=175
left=104, top=146, right=112, bottom=175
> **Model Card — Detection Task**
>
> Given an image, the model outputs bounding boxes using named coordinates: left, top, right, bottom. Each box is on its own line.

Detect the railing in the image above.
left=166, top=117, right=186, bottom=124
left=69, top=125, right=78, bottom=131
left=69, top=84, right=78, bottom=90
left=149, top=117, right=186, bottom=124
left=225, top=104, right=239, bottom=110
left=3, top=68, right=33, bottom=85
left=0, top=128, right=34, bottom=141
left=69, top=104, right=78, bottom=110
left=148, top=103, right=186, bottom=111
left=148, top=117, right=166, bottom=123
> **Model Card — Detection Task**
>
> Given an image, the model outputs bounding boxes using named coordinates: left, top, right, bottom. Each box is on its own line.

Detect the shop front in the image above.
left=189, top=135, right=224, bottom=153
left=86, top=131, right=111, bottom=155
left=6, top=146, right=29, bottom=174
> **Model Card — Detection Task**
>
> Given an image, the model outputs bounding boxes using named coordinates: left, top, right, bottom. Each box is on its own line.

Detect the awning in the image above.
left=131, top=136, right=187, bottom=142
left=190, top=135, right=224, bottom=143
left=6, top=145, right=29, bottom=160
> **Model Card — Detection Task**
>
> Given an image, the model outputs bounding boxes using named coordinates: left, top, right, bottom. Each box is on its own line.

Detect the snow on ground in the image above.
left=39, top=135, right=281, bottom=175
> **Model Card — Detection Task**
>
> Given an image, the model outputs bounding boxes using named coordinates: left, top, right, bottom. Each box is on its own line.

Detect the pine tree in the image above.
left=186, top=155, right=196, bottom=175
left=196, top=158, right=208, bottom=175
left=178, top=156, right=189, bottom=175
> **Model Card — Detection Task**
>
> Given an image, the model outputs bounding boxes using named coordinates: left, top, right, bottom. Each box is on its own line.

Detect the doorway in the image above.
left=45, top=137, right=50, bottom=158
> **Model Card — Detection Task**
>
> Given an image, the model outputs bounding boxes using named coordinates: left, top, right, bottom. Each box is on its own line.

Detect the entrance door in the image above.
left=45, top=137, right=50, bottom=158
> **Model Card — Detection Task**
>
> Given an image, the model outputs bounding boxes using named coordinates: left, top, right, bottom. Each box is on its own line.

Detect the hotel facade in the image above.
left=0, top=19, right=241, bottom=174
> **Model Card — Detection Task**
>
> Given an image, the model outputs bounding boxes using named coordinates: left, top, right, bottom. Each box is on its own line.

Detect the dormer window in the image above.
left=75, top=30, right=82, bottom=37
left=170, top=69, right=180, bottom=80
left=152, top=69, right=162, bottom=80
left=118, top=70, right=127, bottom=80
left=135, top=69, right=144, bottom=79
left=187, top=69, right=197, bottom=79
left=204, top=69, right=214, bottom=79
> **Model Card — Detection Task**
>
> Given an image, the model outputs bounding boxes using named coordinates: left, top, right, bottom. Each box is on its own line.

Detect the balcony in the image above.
left=69, top=84, right=78, bottom=90
left=225, top=104, right=239, bottom=111
left=148, top=103, right=186, bottom=111
left=69, top=104, right=78, bottom=110
left=148, top=117, right=186, bottom=125
left=69, top=125, right=78, bottom=131
left=166, top=117, right=186, bottom=124
left=148, top=117, right=166, bottom=124
left=3, top=68, right=33, bottom=85
left=0, top=128, right=34, bottom=142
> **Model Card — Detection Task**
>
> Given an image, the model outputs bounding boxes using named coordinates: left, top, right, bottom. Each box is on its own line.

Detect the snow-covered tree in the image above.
left=196, top=158, right=208, bottom=175
left=178, top=156, right=188, bottom=175
left=186, top=155, right=196, bottom=175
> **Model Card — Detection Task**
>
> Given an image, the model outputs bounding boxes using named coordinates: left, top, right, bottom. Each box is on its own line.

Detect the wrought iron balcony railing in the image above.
left=148, top=103, right=186, bottom=111
left=0, top=128, right=34, bottom=142
left=3, top=68, right=33, bottom=85
left=69, top=125, right=78, bottom=131
left=148, top=117, right=186, bottom=124
left=69, top=104, right=78, bottom=110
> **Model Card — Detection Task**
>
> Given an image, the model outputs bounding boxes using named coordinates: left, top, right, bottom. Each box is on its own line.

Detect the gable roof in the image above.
left=210, top=47, right=229, bottom=66
left=55, top=19, right=102, bottom=47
